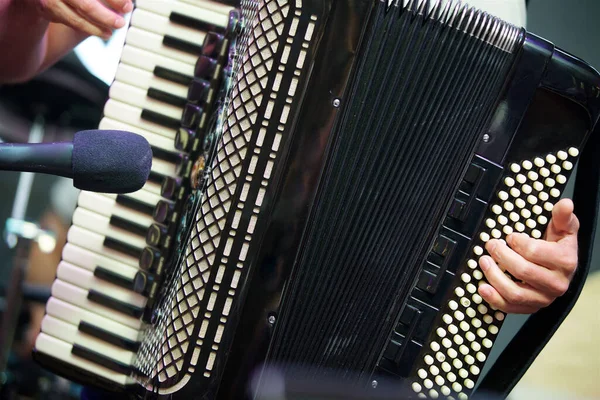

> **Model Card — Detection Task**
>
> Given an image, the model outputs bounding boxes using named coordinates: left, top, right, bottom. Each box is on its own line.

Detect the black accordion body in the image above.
left=33, top=0, right=600, bottom=399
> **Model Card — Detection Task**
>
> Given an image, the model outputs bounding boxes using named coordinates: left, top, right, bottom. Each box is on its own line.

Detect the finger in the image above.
left=478, top=255, right=554, bottom=309
left=44, top=1, right=108, bottom=37
left=486, top=237, right=570, bottom=297
left=507, top=232, right=578, bottom=276
left=65, top=0, right=126, bottom=30
left=100, top=0, right=133, bottom=13
left=546, top=198, right=580, bottom=241
left=478, top=283, right=543, bottom=314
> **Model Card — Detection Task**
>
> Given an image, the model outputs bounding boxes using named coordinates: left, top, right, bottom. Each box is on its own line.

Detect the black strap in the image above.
left=475, top=123, right=600, bottom=398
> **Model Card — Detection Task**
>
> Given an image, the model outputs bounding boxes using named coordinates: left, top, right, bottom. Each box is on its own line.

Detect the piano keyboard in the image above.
left=34, top=0, right=238, bottom=389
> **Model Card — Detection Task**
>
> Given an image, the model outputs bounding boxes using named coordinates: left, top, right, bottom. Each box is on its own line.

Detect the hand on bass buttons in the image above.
left=477, top=198, right=579, bottom=314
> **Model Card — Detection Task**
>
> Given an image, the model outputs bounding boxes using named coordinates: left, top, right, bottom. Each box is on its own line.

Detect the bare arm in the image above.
left=0, top=0, right=131, bottom=84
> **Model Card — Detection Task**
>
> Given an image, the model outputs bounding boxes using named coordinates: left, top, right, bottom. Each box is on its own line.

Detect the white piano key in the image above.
left=51, top=279, right=142, bottom=329
left=176, top=0, right=234, bottom=15
left=114, top=63, right=188, bottom=101
left=110, top=81, right=183, bottom=121
left=35, top=333, right=133, bottom=386
left=62, top=243, right=138, bottom=281
left=57, top=262, right=146, bottom=308
left=137, top=0, right=231, bottom=27
left=72, top=208, right=147, bottom=250
left=46, top=297, right=140, bottom=342
left=131, top=9, right=206, bottom=50
left=150, top=157, right=178, bottom=178
left=120, top=44, right=194, bottom=77
left=125, top=27, right=199, bottom=65
left=101, top=187, right=169, bottom=207
left=104, top=99, right=176, bottom=139
left=140, top=179, right=162, bottom=196
left=67, top=226, right=139, bottom=268
left=100, top=116, right=180, bottom=154
left=41, top=315, right=136, bottom=365
left=78, top=191, right=154, bottom=228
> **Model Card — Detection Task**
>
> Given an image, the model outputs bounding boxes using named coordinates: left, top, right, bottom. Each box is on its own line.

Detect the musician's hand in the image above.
left=477, top=198, right=579, bottom=314
left=27, top=0, right=133, bottom=39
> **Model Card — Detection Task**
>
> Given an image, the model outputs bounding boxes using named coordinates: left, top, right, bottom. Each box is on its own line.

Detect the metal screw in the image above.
left=268, top=315, right=276, bottom=324
left=371, top=380, right=378, bottom=389
left=332, top=98, right=341, bottom=108
left=483, top=133, right=490, bottom=143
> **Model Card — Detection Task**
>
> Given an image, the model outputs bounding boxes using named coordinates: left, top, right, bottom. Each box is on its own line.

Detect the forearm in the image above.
left=37, top=22, right=89, bottom=76
left=0, top=2, right=88, bottom=84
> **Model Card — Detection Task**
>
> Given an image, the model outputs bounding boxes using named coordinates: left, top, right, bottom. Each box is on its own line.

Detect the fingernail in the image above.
left=479, top=284, right=491, bottom=297
left=114, top=16, right=125, bottom=28
left=486, top=239, right=497, bottom=254
left=479, top=257, right=490, bottom=271
left=122, top=1, right=133, bottom=13
left=506, top=234, right=514, bottom=246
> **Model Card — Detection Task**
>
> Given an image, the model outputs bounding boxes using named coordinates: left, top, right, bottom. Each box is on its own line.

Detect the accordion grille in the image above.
left=133, top=0, right=315, bottom=393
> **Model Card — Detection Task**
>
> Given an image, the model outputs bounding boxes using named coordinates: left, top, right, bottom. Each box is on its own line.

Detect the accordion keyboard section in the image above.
left=33, top=0, right=238, bottom=391
left=132, top=0, right=319, bottom=395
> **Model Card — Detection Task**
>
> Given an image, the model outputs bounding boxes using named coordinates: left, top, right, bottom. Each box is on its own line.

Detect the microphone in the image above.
left=0, top=129, right=152, bottom=193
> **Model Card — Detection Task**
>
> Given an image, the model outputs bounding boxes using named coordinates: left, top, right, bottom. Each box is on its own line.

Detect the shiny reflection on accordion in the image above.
left=33, top=0, right=600, bottom=398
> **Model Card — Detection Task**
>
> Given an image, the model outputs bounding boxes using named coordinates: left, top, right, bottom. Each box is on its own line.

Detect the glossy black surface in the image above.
left=210, top=17, right=600, bottom=400
left=193, top=0, right=375, bottom=397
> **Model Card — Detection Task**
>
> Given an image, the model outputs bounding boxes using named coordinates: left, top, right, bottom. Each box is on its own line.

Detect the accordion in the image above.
left=33, top=0, right=600, bottom=399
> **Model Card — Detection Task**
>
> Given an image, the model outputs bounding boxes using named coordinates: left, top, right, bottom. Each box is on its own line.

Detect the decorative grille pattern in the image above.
left=133, top=0, right=317, bottom=393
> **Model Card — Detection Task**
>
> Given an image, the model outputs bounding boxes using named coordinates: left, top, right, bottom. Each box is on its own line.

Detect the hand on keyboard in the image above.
left=29, top=0, right=133, bottom=39
left=477, top=198, right=580, bottom=314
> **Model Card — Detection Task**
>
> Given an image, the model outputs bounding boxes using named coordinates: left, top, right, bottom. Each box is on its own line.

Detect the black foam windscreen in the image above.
left=72, top=129, right=152, bottom=193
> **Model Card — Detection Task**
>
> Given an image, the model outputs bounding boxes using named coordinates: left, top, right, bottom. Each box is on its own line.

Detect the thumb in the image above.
left=546, top=198, right=579, bottom=242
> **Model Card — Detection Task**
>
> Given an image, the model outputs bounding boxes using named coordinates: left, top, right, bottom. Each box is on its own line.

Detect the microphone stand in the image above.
left=0, top=115, right=45, bottom=385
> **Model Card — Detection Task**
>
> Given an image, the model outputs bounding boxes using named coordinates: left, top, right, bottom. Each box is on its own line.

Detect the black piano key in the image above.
left=93, top=266, right=133, bottom=290
left=181, top=104, right=204, bottom=130
left=153, top=66, right=192, bottom=86
left=147, top=87, right=187, bottom=108
left=194, top=56, right=218, bottom=80
left=188, top=78, right=211, bottom=105
left=147, top=170, right=166, bottom=185
left=153, top=201, right=176, bottom=225
left=161, top=177, right=183, bottom=200
left=103, top=237, right=142, bottom=259
left=78, top=321, right=140, bottom=353
left=133, top=271, right=158, bottom=297
left=174, top=127, right=196, bottom=152
left=146, top=223, right=168, bottom=248
left=87, top=290, right=143, bottom=318
left=226, top=9, right=242, bottom=36
left=115, top=195, right=154, bottom=216
left=163, top=35, right=203, bottom=56
left=175, top=156, right=192, bottom=178
left=169, top=12, right=222, bottom=34
left=151, top=145, right=181, bottom=164
left=141, top=109, right=181, bottom=130
left=139, top=247, right=165, bottom=275
left=202, top=32, right=225, bottom=58
left=71, top=344, right=132, bottom=375
left=109, top=215, right=148, bottom=237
